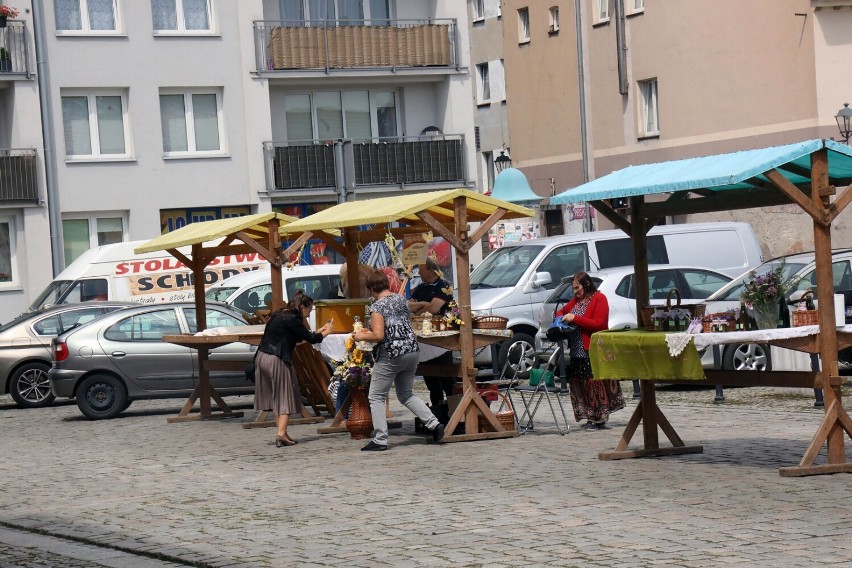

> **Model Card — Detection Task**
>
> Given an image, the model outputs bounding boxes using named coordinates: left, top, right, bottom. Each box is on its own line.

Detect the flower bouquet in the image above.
left=0, top=6, right=19, bottom=18
left=332, top=335, right=372, bottom=388
left=740, top=262, right=797, bottom=329
left=442, top=300, right=464, bottom=329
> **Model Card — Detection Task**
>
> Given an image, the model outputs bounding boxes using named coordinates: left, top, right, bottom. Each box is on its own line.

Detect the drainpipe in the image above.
left=575, top=0, right=593, bottom=232
left=334, top=140, right=347, bottom=204
left=33, top=0, right=64, bottom=274
left=615, top=0, right=628, bottom=95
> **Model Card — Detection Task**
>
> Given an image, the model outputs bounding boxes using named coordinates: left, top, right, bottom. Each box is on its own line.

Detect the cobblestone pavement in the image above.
left=1, top=382, right=851, bottom=567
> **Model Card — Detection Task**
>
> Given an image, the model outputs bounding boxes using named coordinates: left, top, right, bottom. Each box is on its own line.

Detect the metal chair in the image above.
left=511, top=342, right=571, bottom=435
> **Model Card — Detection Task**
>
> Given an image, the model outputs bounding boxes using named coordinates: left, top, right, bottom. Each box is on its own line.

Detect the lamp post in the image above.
left=494, top=150, right=512, bottom=173
left=836, top=103, right=852, bottom=144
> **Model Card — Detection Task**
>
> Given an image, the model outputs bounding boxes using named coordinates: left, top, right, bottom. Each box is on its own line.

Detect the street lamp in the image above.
left=836, top=103, right=852, bottom=144
left=494, top=150, right=512, bottom=172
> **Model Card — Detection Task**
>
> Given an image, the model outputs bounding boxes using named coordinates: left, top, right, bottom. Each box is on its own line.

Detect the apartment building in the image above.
left=0, top=0, right=476, bottom=323
left=501, top=0, right=852, bottom=254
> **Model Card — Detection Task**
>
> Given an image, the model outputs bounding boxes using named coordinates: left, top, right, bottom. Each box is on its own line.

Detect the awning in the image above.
left=550, top=139, right=852, bottom=204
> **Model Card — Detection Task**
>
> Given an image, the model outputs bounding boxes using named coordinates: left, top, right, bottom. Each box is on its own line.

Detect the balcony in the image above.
left=0, top=149, right=39, bottom=201
left=0, top=21, right=31, bottom=77
left=265, top=135, right=466, bottom=191
left=254, top=19, right=458, bottom=73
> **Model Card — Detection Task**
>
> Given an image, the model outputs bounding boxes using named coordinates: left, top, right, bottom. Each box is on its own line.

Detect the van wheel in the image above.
left=76, top=375, right=128, bottom=420
left=498, top=334, right=536, bottom=378
left=9, top=362, right=55, bottom=408
left=723, top=343, right=771, bottom=372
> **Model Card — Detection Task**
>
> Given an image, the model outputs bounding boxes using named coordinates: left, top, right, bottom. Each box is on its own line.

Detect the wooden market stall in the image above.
left=550, top=138, right=852, bottom=476
left=279, top=189, right=534, bottom=442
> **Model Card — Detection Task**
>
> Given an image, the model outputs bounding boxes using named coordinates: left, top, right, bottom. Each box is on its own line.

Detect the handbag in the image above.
left=546, top=316, right=576, bottom=342
left=245, top=351, right=258, bottom=383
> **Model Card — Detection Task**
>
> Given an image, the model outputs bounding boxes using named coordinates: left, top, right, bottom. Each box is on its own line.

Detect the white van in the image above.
left=29, top=240, right=268, bottom=311
left=204, top=264, right=343, bottom=329
left=470, top=222, right=763, bottom=373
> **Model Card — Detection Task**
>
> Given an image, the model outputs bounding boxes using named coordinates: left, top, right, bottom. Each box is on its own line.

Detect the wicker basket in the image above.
left=477, top=391, right=516, bottom=432
left=472, top=315, right=509, bottom=330
left=702, top=312, right=737, bottom=333
left=640, top=288, right=706, bottom=331
left=792, top=310, right=819, bottom=327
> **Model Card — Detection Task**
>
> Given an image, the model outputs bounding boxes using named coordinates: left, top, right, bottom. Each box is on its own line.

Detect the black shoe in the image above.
left=584, top=422, right=599, bottom=431
left=431, top=423, right=446, bottom=443
left=361, top=441, right=388, bottom=452
left=596, top=422, right=609, bottom=430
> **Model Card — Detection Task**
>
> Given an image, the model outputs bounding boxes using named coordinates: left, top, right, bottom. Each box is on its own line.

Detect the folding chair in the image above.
left=512, top=343, right=570, bottom=435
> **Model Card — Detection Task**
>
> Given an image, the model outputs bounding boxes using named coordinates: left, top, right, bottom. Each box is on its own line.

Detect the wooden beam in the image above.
left=589, top=200, right=631, bottom=234
left=311, top=231, right=345, bottom=257
left=280, top=233, right=311, bottom=266
left=640, top=188, right=792, bottom=217
left=765, top=169, right=829, bottom=226
left=466, top=207, right=507, bottom=246
left=233, top=231, right=277, bottom=263
left=194, top=243, right=266, bottom=259
left=167, top=248, right=193, bottom=268
left=828, top=184, right=852, bottom=223
left=416, top=211, right=465, bottom=252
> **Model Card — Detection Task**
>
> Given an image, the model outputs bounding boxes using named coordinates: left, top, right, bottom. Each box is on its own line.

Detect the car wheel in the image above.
left=76, top=375, right=128, bottom=420
left=9, top=362, right=55, bottom=408
left=498, top=333, right=537, bottom=378
left=722, top=343, right=772, bottom=371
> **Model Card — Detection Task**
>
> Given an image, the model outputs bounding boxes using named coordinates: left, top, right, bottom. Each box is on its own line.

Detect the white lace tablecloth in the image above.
left=664, top=324, right=851, bottom=357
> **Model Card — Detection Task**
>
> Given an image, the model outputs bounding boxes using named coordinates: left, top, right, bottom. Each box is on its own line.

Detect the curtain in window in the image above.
left=55, top=0, right=83, bottom=30
left=337, top=0, right=363, bottom=26
left=183, top=0, right=210, bottom=30
left=62, top=96, right=92, bottom=155
left=0, top=221, right=11, bottom=282
left=62, top=219, right=90, bottom=266
left=280, top=0, right=304, bottom=22
left=375, top=91, right=396, bottom=139
left=315, top=92, right=343, bottom=140
left=160, top=94, right=188, bottom=152
left=369, top=0, right=389, bottom=24
left=308, top=0, right=332, bottom=23
left=192, top=94, right=220, bottom=151
left=284, top=94, right=313, bottom=141
left=97, top=217, right=123, bottom=246
left=343, top=91, right=370, bottom=140
left=96, top=96, right=125, bottom=154
left=152, top=0, right=178, bottom=30
left=88, top=0, right=116, bottom=30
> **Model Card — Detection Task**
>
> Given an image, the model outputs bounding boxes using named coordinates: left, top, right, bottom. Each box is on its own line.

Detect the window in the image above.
left=597, top=0, right=610, bottom=22
left=472, top=0, right=484, bottom=21
left=548, top=6, right=559, bottom=33
left=632, top=0, right=644, bottom=12
left=0, top=215, right=18, bottom=287
left=159, top=89, right=224, bottom=155
left=482, top=151, right=494, bottom=192
left=55, top=0, right=118, bottom=33
left=680, top=269, right=731, bottom=300
left=62, top=214, right=125, bottom=266
left=152, top=0, right=212, bottom=33
left=32, top=307, right=108, bottom=336
left=517, top=7, right=529, bottom=43
left=639, top=78, right=659, bottom=137
left=283, top=90, right=399, bottom=142
left=280, top=0, right=389, bottom=25
left=537, top=245, right=589, bottom=290
left=184, top=308, right=245, bottom=330
left=104, top=309, right=182, bottom=341
left=61, top=92, right=130, bottom=159
left=476, top=63, right=490, bottom=104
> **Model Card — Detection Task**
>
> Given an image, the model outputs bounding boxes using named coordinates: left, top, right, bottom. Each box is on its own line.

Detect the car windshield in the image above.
left=28, top=280, right=73, bottom=311
left=205, top=287, right=239, bottom=302
left=470, top=245, right=544, bottom=289
left=707, top=261, right=807, bottom=302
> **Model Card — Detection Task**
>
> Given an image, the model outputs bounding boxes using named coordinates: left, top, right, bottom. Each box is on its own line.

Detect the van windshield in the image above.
left=28, top=280, right=73, bottom=311
left=471, top=245, right=544, bottom=289
left=205, top=287, right=239, bottom=302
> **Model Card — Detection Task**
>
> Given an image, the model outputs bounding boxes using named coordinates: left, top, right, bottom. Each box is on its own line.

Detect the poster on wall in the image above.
left=160, top=206, right=251, bottom=234
left=487, top=217, right=541, bottom=251
left=273, top=203, right=340, bottom=266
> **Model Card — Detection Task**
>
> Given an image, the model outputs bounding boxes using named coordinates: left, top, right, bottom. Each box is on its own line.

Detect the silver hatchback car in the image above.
left=0, top=302, right=135, bottom=408
left=49, top=302, right=255, bottom=420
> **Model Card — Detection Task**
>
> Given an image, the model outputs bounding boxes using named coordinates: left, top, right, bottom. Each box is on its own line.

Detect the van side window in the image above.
left=537, top=244, right=589, bottom=290
left=285, top=275, right=341, bottom=301
left=596, top=236, right=667, bottom=269
left=61, top=278, right=110, bottom=303
left=234, top=284, right=273, bottom=312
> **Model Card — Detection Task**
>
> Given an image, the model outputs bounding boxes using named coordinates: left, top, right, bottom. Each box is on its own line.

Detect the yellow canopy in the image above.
left=134, top=212, right=299, bottom=255
left=281, top=189, right=535, bottom=233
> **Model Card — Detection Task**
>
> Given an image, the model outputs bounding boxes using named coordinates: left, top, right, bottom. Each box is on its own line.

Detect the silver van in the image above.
left=470, top=222, right=763, bottom=375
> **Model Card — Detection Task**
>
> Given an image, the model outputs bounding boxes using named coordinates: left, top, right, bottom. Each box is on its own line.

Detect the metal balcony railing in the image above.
left=266, top=135, right=466, bottom=191
left=254, top=19, right=458, bottom=72
left=0, top=149, right=39, bottom=201
left=0, top=21, right=31, bottom=76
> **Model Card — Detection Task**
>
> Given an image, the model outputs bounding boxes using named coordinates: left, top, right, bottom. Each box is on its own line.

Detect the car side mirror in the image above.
left=524, top=271, right=553, bottom=293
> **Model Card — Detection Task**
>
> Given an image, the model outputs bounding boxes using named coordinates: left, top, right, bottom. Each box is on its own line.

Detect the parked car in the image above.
left=49, top=302, right=255, bottom=420
left=535, top=265, right=733, bottom=355
left=702, top=249, right=852, bottom=371
left=0, top=302, right=135, bottom=408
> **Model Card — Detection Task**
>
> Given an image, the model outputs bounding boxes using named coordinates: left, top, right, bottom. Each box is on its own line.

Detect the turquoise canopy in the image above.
left=551, top=139, right=852, bottom=204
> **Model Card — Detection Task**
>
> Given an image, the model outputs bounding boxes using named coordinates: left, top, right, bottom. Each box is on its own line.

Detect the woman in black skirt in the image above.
left=255, top=291, right=333, bottom=446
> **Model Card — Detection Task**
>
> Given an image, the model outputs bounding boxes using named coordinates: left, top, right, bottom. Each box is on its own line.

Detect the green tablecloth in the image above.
left=589, top=329, right=705, bottom=381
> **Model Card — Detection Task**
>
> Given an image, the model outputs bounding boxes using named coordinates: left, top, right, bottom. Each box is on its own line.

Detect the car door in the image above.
left=99, top=308, right=195, bottom=393
left=183, top=307, right=254, bottom=391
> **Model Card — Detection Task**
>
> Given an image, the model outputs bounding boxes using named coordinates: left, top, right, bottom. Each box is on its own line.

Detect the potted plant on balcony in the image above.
left=0, top=6, right=19, bottom=28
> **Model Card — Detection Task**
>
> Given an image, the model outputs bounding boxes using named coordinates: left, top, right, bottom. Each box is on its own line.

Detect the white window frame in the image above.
left=61, top=90, right=132, bottom=162
left=0, top=213, right=20, bottom=289
left=61, top=213, right=128, bottom=267
left=596, top=0, right=610, bottom=23
left=639, top=78, right=659, bottom=137
left=282, top=89, right=401, bottom=142
left=55, top=0, right=122, bottom=35
left=517, top=7, right=530, bottom=44
left=282, top=0, right=391, bottom=25
left=472, top=0, right=485, bottom=22
left=159, top=88, right=226, bottom=158
left=548, top=6, right=559, bottom=33
left=630, top=0, right=645, bottom=14
left=476, top=63, right=490, bottom=105
left=152, top=0, right=215, bottom=35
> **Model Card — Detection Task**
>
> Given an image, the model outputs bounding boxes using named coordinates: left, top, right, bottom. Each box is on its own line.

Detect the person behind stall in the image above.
left=353, top=270, right=445, bottom=451
left=407, top=258, right=455, bottom=410
left=556, top=271, right=624, bottom=430
left=255, top=291, right=334, bottom=447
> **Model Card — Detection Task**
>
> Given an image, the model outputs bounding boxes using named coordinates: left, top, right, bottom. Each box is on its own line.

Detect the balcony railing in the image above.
left=0, top=21, right=31, bottom=76
left=0, top=149, right=39, bottom=201
left=255, top=19, right=458, bottom=72
left=265, top=135, right=466, bottom=191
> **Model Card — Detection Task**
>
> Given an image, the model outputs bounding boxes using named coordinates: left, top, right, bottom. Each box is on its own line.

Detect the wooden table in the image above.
left=589, top=327, right=852, bottom=477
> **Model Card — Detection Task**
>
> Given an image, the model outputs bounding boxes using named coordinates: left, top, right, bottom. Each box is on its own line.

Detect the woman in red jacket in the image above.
left=555, top=271, right=625, bottom=430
